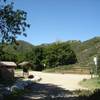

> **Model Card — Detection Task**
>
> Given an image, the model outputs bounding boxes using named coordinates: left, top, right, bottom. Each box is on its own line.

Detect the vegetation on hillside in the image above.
left=0, top=37, right=100, bottom=72
left=70, top=37, right=100, bottom=67
left=0, top=41, right=77, bottom=71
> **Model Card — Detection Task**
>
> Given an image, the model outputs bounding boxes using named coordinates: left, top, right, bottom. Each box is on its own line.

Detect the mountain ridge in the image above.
left=0, top=36, right=100, bottom=67
left=17, top=36, right=100, bottom=66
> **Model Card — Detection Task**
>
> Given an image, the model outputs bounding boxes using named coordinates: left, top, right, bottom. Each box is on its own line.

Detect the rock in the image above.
left=10, top=75, right=41, bottom=92
left=28, top=75, right=34, bottom=79
left=11, top=85, right=24, bottom=92
left=26, top=80, right=33, bottom=85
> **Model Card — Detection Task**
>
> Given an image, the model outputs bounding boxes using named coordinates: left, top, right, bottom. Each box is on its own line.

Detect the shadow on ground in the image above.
left=21, top=83, right=80, bottom=100
left=2, top=76, right=100, bottom=100
left=21, top=83, right=100, bottom=100
left=2, top=81, right=100, bottom=100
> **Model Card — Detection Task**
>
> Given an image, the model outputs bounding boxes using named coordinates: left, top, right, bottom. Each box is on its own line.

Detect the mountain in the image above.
left=0, top=40, right=34, bottom=62
left=38, top=36, right=100, bottom=67
left=69, top=37, right=100, bottom=67
left=2, top=40, right=34, bottom=54
left=15, top=40, right=34, bottom=53
left=0, top=37, right=100, bottom=67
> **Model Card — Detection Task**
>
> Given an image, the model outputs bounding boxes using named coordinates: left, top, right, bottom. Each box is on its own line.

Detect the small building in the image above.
left=0, top=61, right=17, bottom=81
left=19, top=61, right=31, bottom=67
left=18, top=61, right=32, bottom=69
left=18, top=61, right=32, bottom=71
left=18, top=61, right=31, bottom=77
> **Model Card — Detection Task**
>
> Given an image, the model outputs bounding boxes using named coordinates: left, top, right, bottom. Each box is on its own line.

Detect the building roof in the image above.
left=0, top=61, right=17, bottom=67
left=18, top=61, right=30, bottom=66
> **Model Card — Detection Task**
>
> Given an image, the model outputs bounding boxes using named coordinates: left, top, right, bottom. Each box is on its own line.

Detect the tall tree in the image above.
left=0, top=1, right=30, bottom=44
left=0, top=0, right=30, bottom=61
left=43, top=42, right=77, bottom=68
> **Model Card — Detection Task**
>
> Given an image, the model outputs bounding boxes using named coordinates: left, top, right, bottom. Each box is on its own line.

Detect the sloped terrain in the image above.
left=69, top=37, right=100, bottom=67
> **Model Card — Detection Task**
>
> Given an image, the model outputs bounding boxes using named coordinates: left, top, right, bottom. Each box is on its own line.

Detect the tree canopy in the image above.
left=0, top=41, right=77, bottom=70
left=43, top=42, right=77, bottom=68
left=0, top=1, right=30, bottom=44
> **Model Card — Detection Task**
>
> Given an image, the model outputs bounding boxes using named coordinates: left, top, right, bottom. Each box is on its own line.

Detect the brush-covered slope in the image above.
left=69, top=37, right=100, bottom=66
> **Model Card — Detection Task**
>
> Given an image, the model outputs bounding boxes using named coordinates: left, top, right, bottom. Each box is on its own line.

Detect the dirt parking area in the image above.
left=29, top=71, right=90, bottom=90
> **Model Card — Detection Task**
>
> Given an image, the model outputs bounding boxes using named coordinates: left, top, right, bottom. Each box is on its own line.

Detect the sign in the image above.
left=93, top=57, right=97, bottom=66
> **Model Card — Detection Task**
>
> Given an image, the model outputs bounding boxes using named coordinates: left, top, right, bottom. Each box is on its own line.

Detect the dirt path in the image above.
left=15, top=71, right=90, bottom=90
left=29, top=71, right=90, bottom=90
left=16, top=71, right=90, bottom=99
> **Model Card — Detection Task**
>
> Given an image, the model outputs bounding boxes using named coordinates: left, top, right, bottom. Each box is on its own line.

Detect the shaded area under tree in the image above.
left=20, top=83, right=100, bottom=100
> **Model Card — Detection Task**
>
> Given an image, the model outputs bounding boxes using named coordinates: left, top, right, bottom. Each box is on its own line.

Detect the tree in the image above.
left=0, top=0, right=30, bottom=64
left=0, top=1, right=30, bottom=44
left=43, top=42, right=77, bottom=68
left=33, top=46, right=44, bottom=71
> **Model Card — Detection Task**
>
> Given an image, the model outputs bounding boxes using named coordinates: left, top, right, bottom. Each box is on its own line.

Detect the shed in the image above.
left=18, top=61, right=32, bottom=70
left=0, top=61, right=17, bottom=81
left=18, top=61, right=31, bottom=77
left=18, top=61, right=32, bottom=68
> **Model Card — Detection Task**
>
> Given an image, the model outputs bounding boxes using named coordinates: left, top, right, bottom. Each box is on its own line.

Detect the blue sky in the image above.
left=14, top=0, right=100, bottom=45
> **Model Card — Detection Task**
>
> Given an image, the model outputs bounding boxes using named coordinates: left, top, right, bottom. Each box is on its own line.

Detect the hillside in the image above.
left=17, top=37, right=100, bottom=67
left=0, top=40, right=34, bottom=62
left=0, top=37, right=100, bottom=68
left=69, top=37, right=100, bottom=67
left=15, top=40, right=34, bottom=53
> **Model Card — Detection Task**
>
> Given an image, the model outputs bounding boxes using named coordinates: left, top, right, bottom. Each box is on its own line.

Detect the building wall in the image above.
left=0, top=66, right=14, bottom=81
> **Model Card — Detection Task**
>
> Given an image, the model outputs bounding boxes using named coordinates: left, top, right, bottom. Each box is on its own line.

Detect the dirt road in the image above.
left=29, top=71, right=90, bottom=90
left=15, top=71, right=91, bottom=99
left=15, top=71, right=90, bottom=90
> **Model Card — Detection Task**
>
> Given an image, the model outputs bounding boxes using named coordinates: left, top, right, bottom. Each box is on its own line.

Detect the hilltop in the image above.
left=15, top=36, right=100, bottom=67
